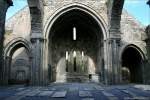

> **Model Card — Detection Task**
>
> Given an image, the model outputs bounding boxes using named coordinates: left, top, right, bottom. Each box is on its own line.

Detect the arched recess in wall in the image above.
left=43, top=3, right=108, bottom=83
left=121, top=44, right=146, bottom=84
left=3, top=38, right=32, bottom=85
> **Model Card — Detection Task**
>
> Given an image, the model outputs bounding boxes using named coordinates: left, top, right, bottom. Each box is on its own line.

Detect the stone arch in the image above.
left=43, top=3, right=108, bottom=83
left=121, top=44, right=146, bottom=84
left=120, top=44, right=146, bottom=61
left=4, top=37, right=32, bottom=57
left=3, top=37, right=32, bottom=85
left=0, top=0, right=41, bottom=85
left=44, top=3, right=108, bottom=40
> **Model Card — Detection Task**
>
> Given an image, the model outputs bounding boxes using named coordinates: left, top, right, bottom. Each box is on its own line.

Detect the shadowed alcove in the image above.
left=122, top=46, right=144, bottom=84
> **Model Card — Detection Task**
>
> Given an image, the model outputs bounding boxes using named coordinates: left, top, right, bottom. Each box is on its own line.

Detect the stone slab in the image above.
left=134, top=85, right=150, bottom=91
left=4, top=95, right=25, bottom=100
left=69, top=87, right=79, bottom=91
left=107, top=97, right=118, bottom=100
left=49, top=88, right=56, bottom=91
left=94, top=86, right=104, bottom=91
left=116, top=86, right=129, bottom=90
left=82, top=98, right=94, bottom=100
left=121, top=90, right=136, bottom=96
left=124, top=97, right=150, bottom=100
left=102, top=91, right=118, bottom=100
left=121, top=90, right=149, bottom=100
left=16, top=88, right=25, bottom=91
left=102, top=91, right=115, bottom=97
left=38, top=91, right=53, bottom=96
left=51, top=91, right=67, bottom=98
left=15, top=89, right=31, bottom=96
left=79, top=91, right=92, bottom=97
left=24, top=90, right=41, bottom=96
left=84, top=87, right=94, bottom=91
left=40, top=88, right=49, bottom=91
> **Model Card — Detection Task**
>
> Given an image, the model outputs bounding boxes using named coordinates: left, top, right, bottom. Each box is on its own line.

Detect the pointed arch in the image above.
left=44, top=3, right=108, bottom=40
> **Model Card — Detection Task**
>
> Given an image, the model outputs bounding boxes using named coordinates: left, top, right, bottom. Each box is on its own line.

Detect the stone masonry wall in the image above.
left=5, top=6, right=31, bottom=46
left=43, top=0, right=108, bottom=27
left=121, top=10, right=147, bottom=57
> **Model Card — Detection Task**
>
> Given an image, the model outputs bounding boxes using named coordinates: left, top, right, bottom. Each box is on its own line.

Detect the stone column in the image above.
left=0, top=0, right=9, bottom=85
left=103, top=40, right=109, bottom=85
left=29, top=6, right=46, bottom=85
left=30, top=37, right=46, bottom=85
left=29, top=56, right=33, bottom=85
left=145, top=25, right=150, bottom=84
left=2, top=56, right=12, bottom=85
left=107, top=30, right=121, bottom=85
left=106, top=0, right=124, bottom=84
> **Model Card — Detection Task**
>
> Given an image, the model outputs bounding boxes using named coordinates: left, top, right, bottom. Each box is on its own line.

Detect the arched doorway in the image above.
left=46, top=4, right=107, bottom=83
left=121, top=45, right=145, bottom=84
left=4, top=38, right=32, bottom=85
left=9, top=47, right=30, bottom=84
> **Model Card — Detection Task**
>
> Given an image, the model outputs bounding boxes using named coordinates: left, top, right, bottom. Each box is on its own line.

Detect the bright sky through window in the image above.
left=73, top=27, right=76, bottom=40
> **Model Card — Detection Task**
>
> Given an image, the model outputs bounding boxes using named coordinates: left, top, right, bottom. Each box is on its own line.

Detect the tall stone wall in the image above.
left=121, top=10, right=147, bottom=57
left=5, top=6, right=31, bottom=46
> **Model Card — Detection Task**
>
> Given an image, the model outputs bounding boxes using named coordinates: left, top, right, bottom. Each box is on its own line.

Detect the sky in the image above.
left=6, top=0, right=150, bottom=26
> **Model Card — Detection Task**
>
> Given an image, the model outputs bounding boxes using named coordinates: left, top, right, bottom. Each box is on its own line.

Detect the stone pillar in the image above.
left=0, top=0, right=9, bottom=85
left=106, top=30, right=121, bottom=85
left=106, top=0, right=124, bottom=84
left=29, top=6, right=47, bottom=85
left=145, top=25, right=150, bottom=84
left=30, top=37, right=46, bottom=85
left=2, top=56, right=12, bottom=85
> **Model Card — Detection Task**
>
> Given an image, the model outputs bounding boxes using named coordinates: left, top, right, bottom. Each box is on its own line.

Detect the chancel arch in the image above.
left=3, top=38, right=32, bottom=85
left=43, top=3, right=108, bottom=83
left=121, top=44, right=146, bottom=84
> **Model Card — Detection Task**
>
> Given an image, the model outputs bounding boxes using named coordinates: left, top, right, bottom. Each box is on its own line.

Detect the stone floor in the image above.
left=0, top=83, right=150, bottom=100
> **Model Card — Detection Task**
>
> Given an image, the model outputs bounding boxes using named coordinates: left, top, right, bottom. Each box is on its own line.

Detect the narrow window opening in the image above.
left=73, top=27, right=76, bottom=40
left=66, top=51, right=68, bottom=72
left=81, top=51, right=84, bottom=60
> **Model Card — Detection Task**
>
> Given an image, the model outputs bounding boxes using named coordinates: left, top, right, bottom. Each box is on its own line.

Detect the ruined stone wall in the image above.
left=121, top=10, right=147, bottom=57
left=4, top=6, right=31, bottom=84
left=5, top=6, right=31, bottom=46
left=5, top=1, right=148, bottom=55
left=43, top=0, right=108, bottom=27
left=3, top=0, right=149, bottom=84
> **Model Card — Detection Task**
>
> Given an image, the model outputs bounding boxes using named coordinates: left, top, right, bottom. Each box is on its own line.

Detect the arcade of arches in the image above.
left=0, top=0, right=150, bottom=86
